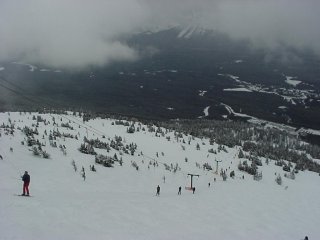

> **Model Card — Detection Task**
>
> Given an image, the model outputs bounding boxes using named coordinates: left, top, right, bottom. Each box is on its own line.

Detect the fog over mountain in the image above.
left=0, top=0, right=319, bottom=68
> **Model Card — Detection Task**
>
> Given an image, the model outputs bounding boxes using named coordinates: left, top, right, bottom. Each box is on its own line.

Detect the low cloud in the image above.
left=0, top=0, right=319, bottom=68
left=144, top=0, right=320, bottom=53
left=0, top=0, right=146, bottom=68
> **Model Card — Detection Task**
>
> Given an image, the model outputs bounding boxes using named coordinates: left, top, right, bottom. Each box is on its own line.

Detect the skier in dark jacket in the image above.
left=21, top=171, right=30, bottom=196
left=156, top=185, right=160, bottom=196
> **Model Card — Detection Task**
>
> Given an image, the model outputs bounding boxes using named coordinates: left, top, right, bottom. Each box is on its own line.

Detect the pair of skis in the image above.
left=14, top=194, right=33, bottom=197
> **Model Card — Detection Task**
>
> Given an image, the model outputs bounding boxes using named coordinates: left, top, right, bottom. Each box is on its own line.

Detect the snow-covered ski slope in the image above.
left=0, top=112, right=319, bottom=240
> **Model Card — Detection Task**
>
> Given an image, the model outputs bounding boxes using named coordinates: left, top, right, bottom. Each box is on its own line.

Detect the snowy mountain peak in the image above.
left=177, top=25, right=209, bottom=39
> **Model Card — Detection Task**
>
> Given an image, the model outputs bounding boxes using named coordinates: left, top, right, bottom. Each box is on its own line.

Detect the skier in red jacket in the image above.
left=21, top=171, right=30, bottom=196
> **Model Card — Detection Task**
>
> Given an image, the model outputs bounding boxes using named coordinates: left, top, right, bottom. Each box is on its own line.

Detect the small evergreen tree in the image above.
left=238, top=149, right=244, bottom=158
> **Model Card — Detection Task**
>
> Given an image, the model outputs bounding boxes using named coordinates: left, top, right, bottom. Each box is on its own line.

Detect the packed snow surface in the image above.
left=203, top=106, right=210, bottom=117
left=0, top=112, right=319, bottom=240
left=278, top=106, right=288, bottom=109
left=223, top=88, right=253, bottom=92
left=198, top=90, right=207, bottom=97
left=285, top=76, right=301, bottom=87
left=219, top=74, right=316, bottom=107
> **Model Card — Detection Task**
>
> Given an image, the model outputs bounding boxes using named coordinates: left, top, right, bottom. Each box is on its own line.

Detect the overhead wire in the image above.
left=0, top=76, right=203, bottom=179
left=0, top=76, right=104, bottom=136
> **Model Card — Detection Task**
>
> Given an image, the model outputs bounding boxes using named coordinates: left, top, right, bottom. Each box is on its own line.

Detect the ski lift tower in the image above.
left=186, top=173, right=199, bottom=190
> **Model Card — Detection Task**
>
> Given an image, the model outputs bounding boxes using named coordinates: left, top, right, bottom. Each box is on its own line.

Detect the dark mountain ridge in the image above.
left=0, top=27, right=319, bottom=129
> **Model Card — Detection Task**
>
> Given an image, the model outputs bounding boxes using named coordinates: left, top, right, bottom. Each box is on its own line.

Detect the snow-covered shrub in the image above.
left=42, top=151, right=50, bottom=159
left=79, top=143, right=96, bottom=155
left=222, top=172, right=227, bottom=181
left=250, top=156, right=262, bottom=166
left=32, top=146, right=41, bottom=156
left=173, top=163, right=180, bottom=173
left=275, top=160, right=285, bottom=167
left=95, top=154, right=114, bottom=168
left=131, top=161, right=139, bottom=170
left=71, top=160, right=77, bottom=172
left=163, top=163, right=171, bottom=171
left=284, top=171, right=295, bottom=180
left=203, top=163, right=213, bottom=171
left=61, top=122, right=73, bottom=130
left=283, top=165, right=290, bottom=172
left=238, top=160, right=257, bottom=175
left=84, top=137, right=110, bottom=150
left=23, top=126, right=38, bottom=137
left=238, top=161, right=245, bottom=171
left=127, top=125, right=135, bottom=133
left=196, top=143, right=200, bottom=150
left=253, top=172, right=262, bottom=181
left=275, top=175, right=282, bottom=185
left=218, top=145, right=228, bottom=153
left=208, top=148, right=217, bottom=154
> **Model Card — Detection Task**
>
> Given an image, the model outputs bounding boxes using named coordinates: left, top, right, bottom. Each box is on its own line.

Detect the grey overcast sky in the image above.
left=0, top=0, right=319, bottom=68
